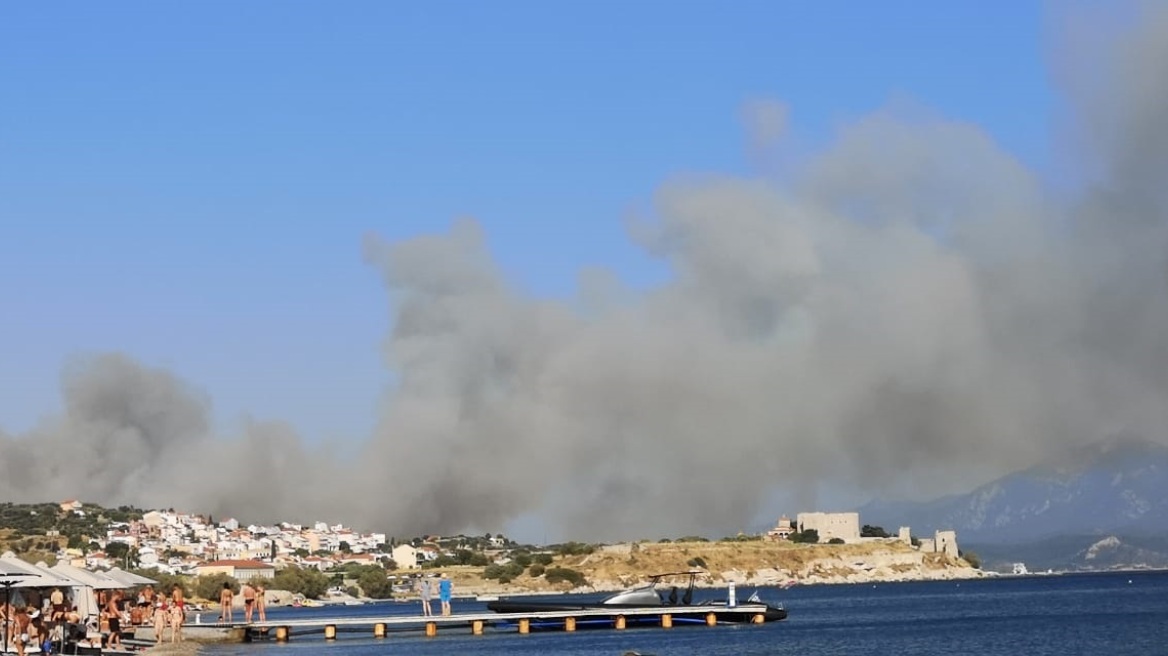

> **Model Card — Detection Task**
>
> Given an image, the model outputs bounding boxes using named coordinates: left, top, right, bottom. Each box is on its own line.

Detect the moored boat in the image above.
left=486, top=571, right=787, bottom=624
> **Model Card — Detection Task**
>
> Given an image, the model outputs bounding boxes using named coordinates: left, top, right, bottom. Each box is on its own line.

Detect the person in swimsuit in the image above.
left=12, top=607, right=29, bottom=656
left=218, top=583, right=234, bottom=624
left=241, top=583, right=256, bottom=623
left=168, top=601, right=184, bottom=642
left=49, top=588, right=66, bottom=623
left=152, top=601, right=168, bottom=646
left=255, top=584, right=267, bottom=622
left=105, top=592, right=123, bottom=649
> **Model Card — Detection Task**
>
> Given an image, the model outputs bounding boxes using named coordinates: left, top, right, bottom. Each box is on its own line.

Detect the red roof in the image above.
left=201, top=559, right=274, bottom=569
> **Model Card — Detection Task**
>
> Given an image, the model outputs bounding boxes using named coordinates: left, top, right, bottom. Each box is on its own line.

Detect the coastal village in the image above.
left=0, top=500, right=983, bottom=649
left=27, top=501, right=981, bottom=598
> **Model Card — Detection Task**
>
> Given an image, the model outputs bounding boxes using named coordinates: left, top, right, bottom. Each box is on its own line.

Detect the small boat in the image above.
left=486, top=571, right=787, bottom=624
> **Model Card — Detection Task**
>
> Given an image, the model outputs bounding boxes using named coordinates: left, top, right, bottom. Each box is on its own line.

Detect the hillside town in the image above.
left=33, top=500, right=974, bottom=588
left=52, top=499, right=510, bottom=579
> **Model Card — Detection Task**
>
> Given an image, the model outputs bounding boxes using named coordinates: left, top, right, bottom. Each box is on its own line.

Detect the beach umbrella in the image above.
left=50, top=563, right=127, bottom=590
left=0, top=553, right=75, bottom=587
left=102, top=567, right=157, bottom=586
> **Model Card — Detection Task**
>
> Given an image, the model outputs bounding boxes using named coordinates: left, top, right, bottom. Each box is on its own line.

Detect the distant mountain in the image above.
left=859, top=435, right=1168, bottom=545
left=966, top=534, right=1168, bottom=572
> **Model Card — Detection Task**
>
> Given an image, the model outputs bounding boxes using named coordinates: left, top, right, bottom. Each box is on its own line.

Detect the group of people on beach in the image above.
left=0, top=591, right=75, bottom=656
left=0, top=582, right=187, bottom=656
left=417, top=573, right=452, bottom=617
left=107, top=583, right=187, bottom=646
left=217, top=581, right=266, bottom=624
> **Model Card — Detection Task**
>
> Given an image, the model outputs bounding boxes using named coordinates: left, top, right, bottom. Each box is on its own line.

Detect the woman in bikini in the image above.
left=255, top=584, right=267, bottom=622
left=152, top=600, right=168, bottom=646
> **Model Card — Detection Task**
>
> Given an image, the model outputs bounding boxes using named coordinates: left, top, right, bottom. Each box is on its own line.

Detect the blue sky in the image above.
left=1, top=1, right=1051, bottom=443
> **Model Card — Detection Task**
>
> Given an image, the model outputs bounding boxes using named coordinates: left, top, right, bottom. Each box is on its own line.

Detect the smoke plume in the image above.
left=3, top=4, right=1167, bottom=541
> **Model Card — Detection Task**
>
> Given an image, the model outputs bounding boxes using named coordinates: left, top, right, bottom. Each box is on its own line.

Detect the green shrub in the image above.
left=544, top=567, right=586, bottom=587
left=790, top=529, right=820, bottom=544
left=358, top=570, right=394, bottom=599
left=271, top=566, right=330, bottom=599
left=483, top=562, right=524, bottom=581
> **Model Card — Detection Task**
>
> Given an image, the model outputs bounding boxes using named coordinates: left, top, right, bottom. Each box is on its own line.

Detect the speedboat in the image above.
left=486, top=571, right=787, bottom=623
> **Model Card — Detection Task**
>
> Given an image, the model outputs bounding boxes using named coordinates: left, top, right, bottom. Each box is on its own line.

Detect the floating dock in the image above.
left=236, top=605, right=779, bottom=642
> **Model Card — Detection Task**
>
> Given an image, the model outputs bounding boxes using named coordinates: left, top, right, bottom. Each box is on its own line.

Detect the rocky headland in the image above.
left=445, top=539, right=983, bottom=597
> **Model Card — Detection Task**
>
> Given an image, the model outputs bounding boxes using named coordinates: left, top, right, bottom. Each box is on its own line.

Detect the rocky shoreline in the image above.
left=437, top=539, right=985, bottom=598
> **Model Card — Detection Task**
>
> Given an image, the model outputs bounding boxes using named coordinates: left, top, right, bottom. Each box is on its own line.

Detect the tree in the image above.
left=828, top=537, right=845, bottom=544
left=271, top=566, right=329, bottom=599
left=338, top=541, right=352, bottom=553
left=195, top=573, right=238, bottom=602
left=790, top=529, right=820, bottom=544
left=861, top=525, right=891, bottom=538
left=357, top=570, right=394, bottom=599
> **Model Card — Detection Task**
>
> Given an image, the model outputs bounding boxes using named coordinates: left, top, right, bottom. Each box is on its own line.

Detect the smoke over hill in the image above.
left=3, top=5, right=1168, bottom=541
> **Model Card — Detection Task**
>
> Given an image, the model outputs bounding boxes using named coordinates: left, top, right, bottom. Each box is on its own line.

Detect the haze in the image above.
left=2, top=3, right=1167, bottom=542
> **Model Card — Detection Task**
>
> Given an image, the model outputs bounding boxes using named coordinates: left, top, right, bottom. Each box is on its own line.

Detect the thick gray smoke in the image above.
left=3, top=5, right=1167, bottom=541
left=0, top=354, right=351, bottom=524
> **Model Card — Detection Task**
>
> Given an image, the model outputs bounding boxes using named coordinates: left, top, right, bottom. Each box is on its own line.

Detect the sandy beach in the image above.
left=142, top=643, right=203, bottom=656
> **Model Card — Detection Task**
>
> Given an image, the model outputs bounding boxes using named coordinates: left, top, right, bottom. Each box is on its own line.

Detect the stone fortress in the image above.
left=767, top=511, right=960, bottom=558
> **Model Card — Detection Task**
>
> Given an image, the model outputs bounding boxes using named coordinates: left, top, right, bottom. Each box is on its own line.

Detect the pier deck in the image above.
left=233, top=604, right=778, bottom=641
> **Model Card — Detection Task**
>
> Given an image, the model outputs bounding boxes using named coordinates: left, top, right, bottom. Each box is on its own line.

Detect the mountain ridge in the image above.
left=859, top=436, right=1168, bottom=545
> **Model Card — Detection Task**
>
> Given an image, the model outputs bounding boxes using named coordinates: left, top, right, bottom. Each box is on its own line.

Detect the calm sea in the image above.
left=205, top=570, right=1168, bottom=655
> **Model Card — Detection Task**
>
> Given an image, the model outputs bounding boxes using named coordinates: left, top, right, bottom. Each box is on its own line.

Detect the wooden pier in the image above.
left=238, top=604, right=777, bottom=642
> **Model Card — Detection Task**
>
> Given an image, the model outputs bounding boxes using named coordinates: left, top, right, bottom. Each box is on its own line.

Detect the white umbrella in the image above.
left=102, top=567, right=157, bottom=586
left=0, top=553, right=75, bottom=587
left=47, top=563, right=117, bottom=621
left=50, top=563, right=127, bottom=590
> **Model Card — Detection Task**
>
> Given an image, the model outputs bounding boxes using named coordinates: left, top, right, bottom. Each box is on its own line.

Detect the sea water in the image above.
left=207, top=570, right=1168, bottom=655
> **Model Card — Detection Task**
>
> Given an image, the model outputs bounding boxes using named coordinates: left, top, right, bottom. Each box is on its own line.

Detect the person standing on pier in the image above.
left=218, top=583, right=234, bottom=624
left=255, top=584, right=267, bottom=623
left=418, top=577, right=433, bottom=617
left=241, top=582, right=256, bottom=623
left=438, top=573, right=452, bottom=617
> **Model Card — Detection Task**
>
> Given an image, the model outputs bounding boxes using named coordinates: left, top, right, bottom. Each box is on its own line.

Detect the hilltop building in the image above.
left=766, top=516, right=795, bottom=540
left=796, top=512, right=860, bottom=543
left=195, top=559, right=276, bottom=580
